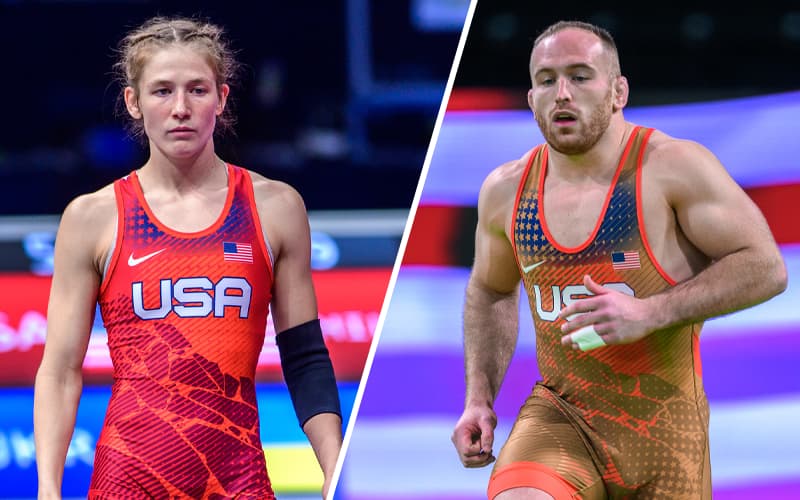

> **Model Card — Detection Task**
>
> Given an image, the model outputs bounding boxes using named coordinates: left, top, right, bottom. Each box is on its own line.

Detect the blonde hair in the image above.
left=113, top=16, right=241, bottom=139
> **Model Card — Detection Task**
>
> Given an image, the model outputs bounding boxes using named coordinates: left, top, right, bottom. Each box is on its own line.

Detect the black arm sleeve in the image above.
left=275, top=318, right=342, bottom=427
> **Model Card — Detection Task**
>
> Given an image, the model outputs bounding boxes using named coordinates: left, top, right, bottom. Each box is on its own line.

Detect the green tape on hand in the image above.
left=571, top=325, right=606, bottom=351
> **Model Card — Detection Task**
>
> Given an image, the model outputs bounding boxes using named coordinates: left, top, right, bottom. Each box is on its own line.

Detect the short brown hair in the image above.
left=533, top=20, right=621, bottom=77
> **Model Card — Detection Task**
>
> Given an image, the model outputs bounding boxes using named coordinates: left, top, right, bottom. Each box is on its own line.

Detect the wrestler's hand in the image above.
left=558, top=275, right=655, bottom=351
left=452, top=404, right=497, bottom=468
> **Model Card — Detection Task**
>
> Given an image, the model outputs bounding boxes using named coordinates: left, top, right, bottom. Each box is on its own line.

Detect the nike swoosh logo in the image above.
left=128, top=249, right=166, bottom=267
left=521, top=260, right=546, bottom=273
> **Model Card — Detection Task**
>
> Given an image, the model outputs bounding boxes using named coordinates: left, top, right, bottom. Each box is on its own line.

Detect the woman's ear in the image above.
left=124, top=86, right=142, bottom=119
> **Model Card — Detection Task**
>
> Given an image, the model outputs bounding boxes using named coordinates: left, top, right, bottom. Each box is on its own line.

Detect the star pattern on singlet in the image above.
left=94, top=165, right=275, bottom=498
left=127, top=206, right=164, bottom=247
left=506, top=130, right=711, bottom=499
left=124, top=194, right=255, bottom=255
left=515, top=169, right=639, bottom=265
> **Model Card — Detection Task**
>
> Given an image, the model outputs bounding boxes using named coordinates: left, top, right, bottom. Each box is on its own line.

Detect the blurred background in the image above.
left=337, top=2, right=800, bottom=500
left=0, top=0, right=469, bottom=498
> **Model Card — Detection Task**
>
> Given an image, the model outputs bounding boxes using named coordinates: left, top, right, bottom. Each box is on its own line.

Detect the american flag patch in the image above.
left=223, top=242, right=253, bottom=264
left=611, top=251, right=640, bottom=270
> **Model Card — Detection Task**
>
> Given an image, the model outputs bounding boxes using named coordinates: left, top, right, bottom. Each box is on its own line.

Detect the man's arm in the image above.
left=262, top=181, right=342, bottom=498
left=34, top=195, right=105, bottom=499
left=560, top=140, right=787, bottom=348
left=452, top=162, right=524, bottom=468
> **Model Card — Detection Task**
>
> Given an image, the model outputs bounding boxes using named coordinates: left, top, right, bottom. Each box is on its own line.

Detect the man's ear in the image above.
left=612, top=76, right=629, bottom=112
left=527, top=88, right=535, bottom=116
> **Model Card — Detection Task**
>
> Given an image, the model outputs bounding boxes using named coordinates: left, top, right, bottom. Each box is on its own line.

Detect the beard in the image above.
left=535, top=89, right=614, bottom=155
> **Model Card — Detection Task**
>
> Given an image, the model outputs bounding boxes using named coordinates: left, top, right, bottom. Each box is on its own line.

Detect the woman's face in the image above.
left=125, top=44, right=229, bottom=161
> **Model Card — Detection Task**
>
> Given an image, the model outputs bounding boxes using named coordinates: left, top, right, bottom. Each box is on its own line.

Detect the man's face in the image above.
left=528, top=28, right=624, bottom=155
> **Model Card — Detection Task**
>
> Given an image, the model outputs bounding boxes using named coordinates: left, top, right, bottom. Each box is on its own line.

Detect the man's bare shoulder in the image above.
left=645, top=130, right=722, bottom=175
left=480, top=150, right=534, bottom=206
left=643, top=128, right=737, bottom=203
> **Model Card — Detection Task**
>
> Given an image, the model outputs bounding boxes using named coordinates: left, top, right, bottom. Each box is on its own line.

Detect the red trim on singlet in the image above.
left=129, top=164, right=236, bottom=239
left=242, top=169, right=274, bottom=286
left=488, top=462, right=578, bottom=500
left=98, top=181, right=126, bottom=295
left=510, top=146, right=543, bottom=272
left=692, top=326, right=703, bottom=378
left=634, top=128, right=678, bottom=286
left=540, top=127, right=641, bottom=254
